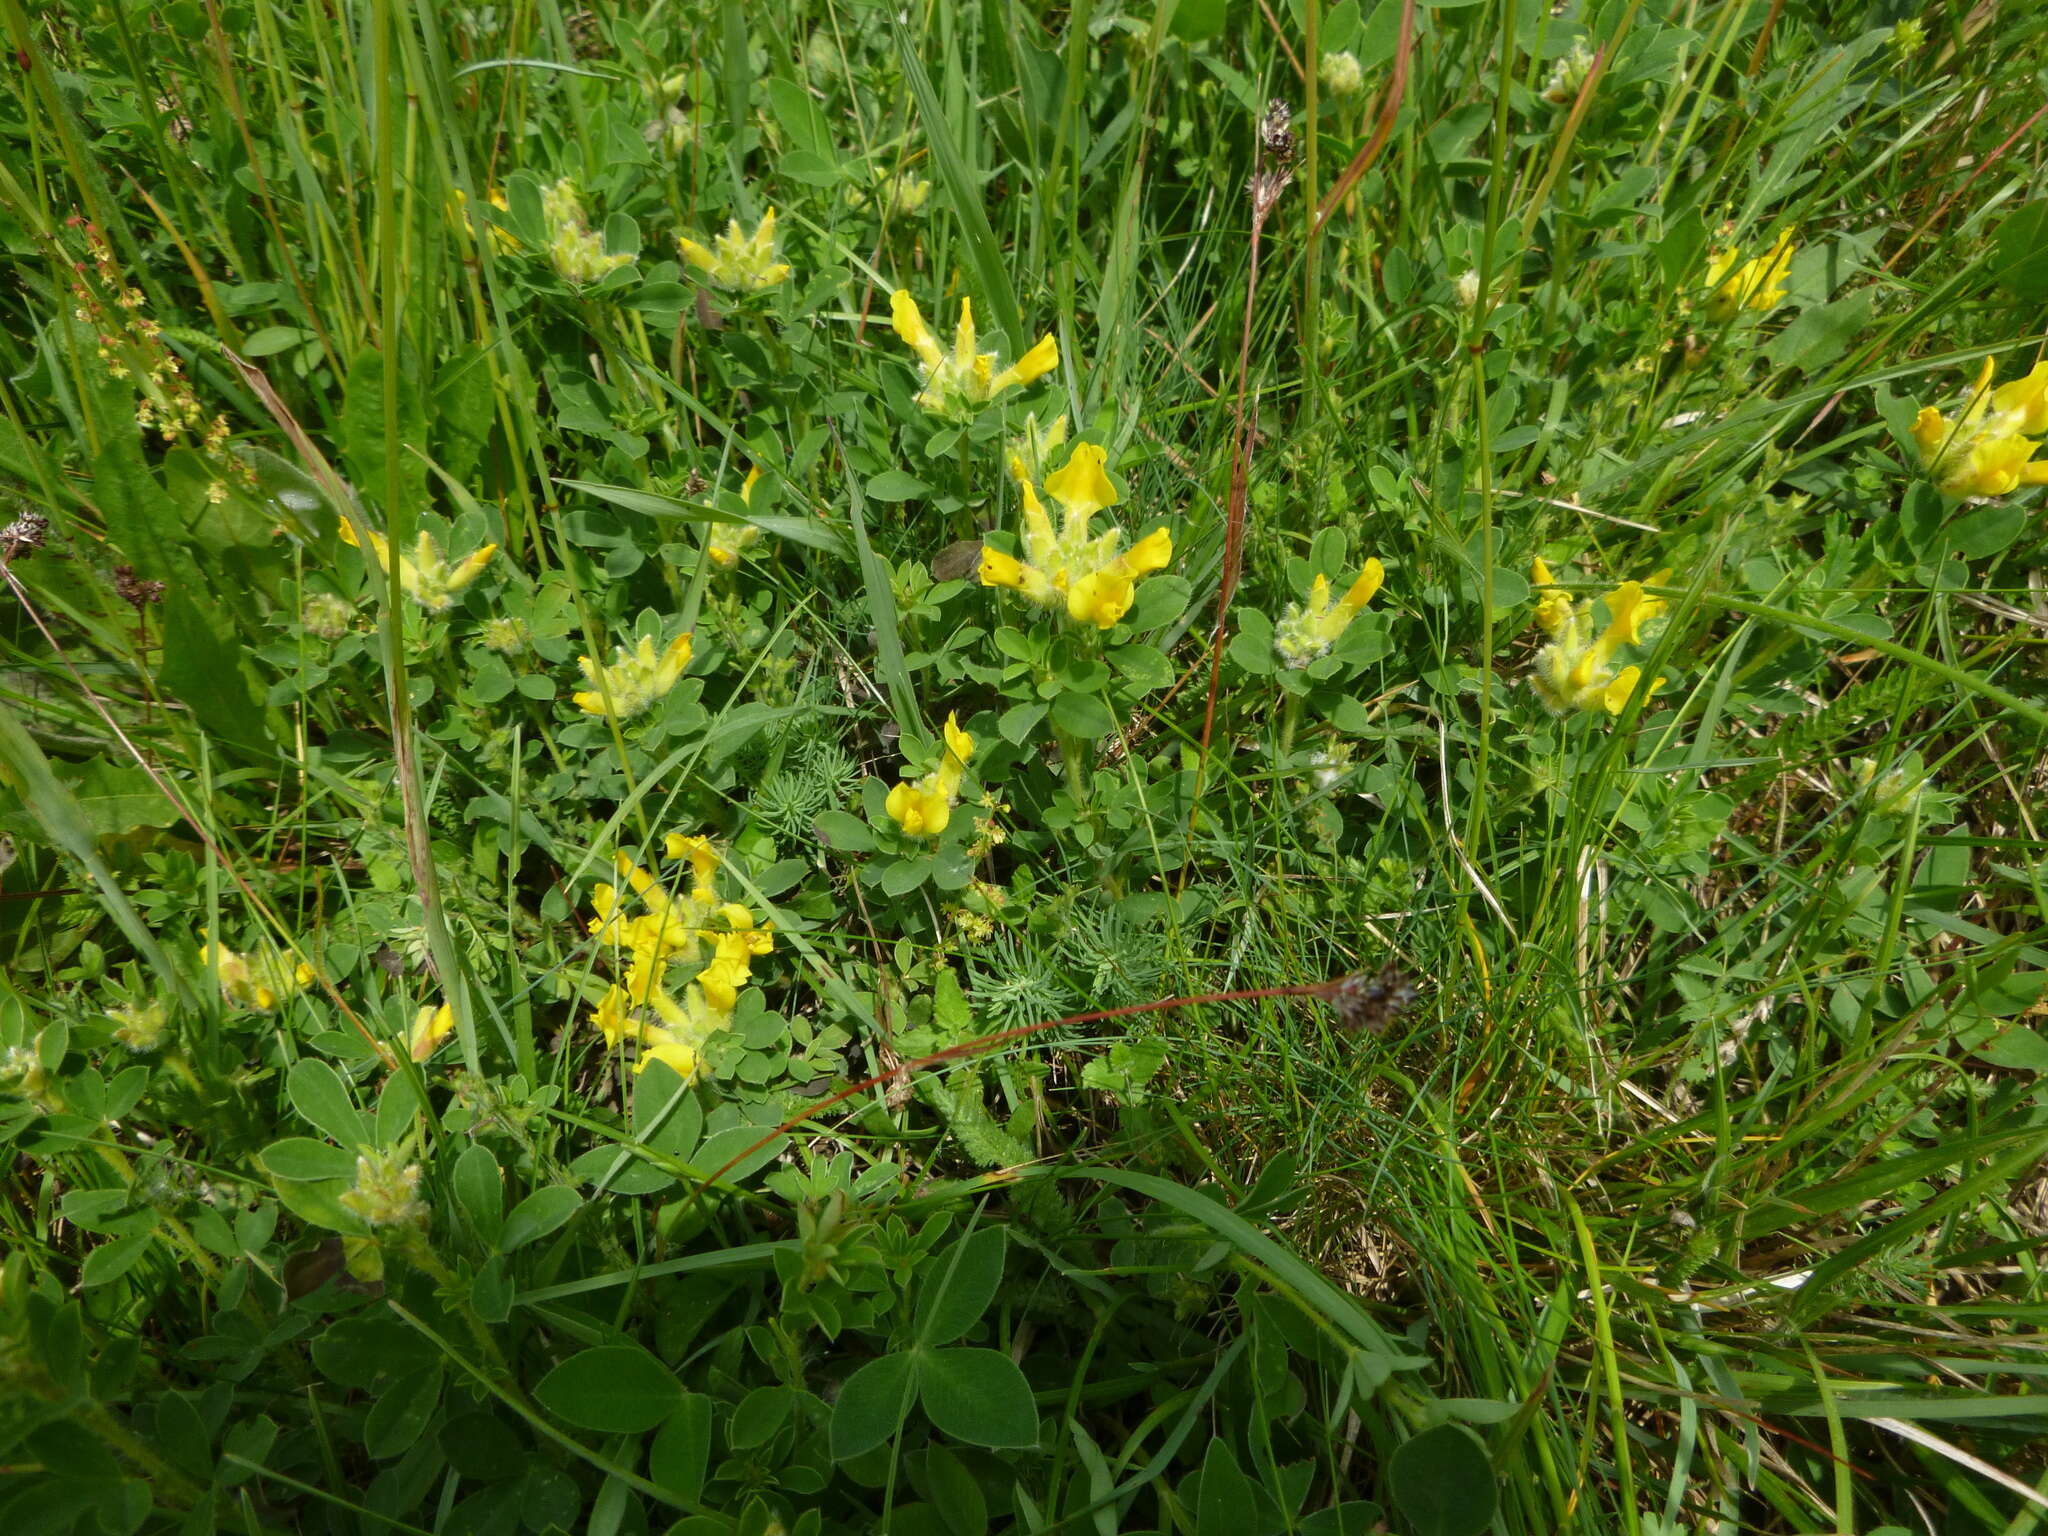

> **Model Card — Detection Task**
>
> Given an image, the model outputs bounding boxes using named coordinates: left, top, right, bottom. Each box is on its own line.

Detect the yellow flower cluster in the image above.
left=1273, top=560, right=1385, bottom=668
left=1703, top=230, right=1795, bottom=320
left=678, top=208, right=792, bottom=291
left=200, top=933, right=315, bottom=1013
left=542, top=178, right=632, bottom=287
left=709, top=467, right=764, bottom=567
left=886, top=714, right=976, bottom=837
left=978, top=443, right=1173, bottom=630
left=338, top=521, right=497, bottom=613
left=586, top=834, right=775, bottom=1081
left=1528, top=558, right=1670, bottom=715
left=573, top=633, right=694, bottom=720
left=1911, top=356, right=2048, bottom=500
left=889, top=291, right=1059, bottom=413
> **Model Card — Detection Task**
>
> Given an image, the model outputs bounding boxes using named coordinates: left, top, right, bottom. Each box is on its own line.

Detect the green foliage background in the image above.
left=2, top=0, right=2047, bottom=1532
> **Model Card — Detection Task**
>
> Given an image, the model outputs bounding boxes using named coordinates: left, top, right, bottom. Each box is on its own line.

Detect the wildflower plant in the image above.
left=888, top=291, right=1060, bottom=414
left=1702, top=229, right=1796, bottom=320
left=540, top=177, right=633, bottom=287
left=678, top=208, right=793, bottom=292
left=338, top=519, right=497, bottom=613
left=978, top=444, right=1173, bottom=629
left=1910, top=356, right=2048, bottom=499
left=885, top=714, right=975, bottom=838
left=1527, top=557, right=1671, bottom=715
left=584, top=834, right=775, bottom=1083
left=573, top=630, right=694, bottom=720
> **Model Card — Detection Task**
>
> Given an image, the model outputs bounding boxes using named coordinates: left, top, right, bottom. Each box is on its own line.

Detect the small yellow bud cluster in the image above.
left=1702, top=230, right=1795, bottom=320
left=573, top=632, right=694, bottom=720
left=678, top=209, right=792, bottom=291
left=1540, top=39, right=1597, bottom=105
left=888, top=291, right=1060, bottom=414
left=300, top=592, right=356, bottom=639
left=200, top=932, right=316, bottom=1013
left=339, top=1149, right=428, bottom=1230
left=542, top=178, right=632, bottom=287
left=1318, top=50, right=1364, bottom=97
left=338, top=521, right=498, bottom=613
left=1528, top=558, right=1670, bottom=716
left=1911, top=356, right=2048, bottom=500
left=1273, top=561, right=1386, bottom=668
left=108, top=999, right=171, bottom=1053
left=885, top=715, right=976, bottom=838
left=978, top=444, right=1173, bottom=630
left=586, top=834, right=775, bottom=1082
left=477, top=614, right=530, bottom=654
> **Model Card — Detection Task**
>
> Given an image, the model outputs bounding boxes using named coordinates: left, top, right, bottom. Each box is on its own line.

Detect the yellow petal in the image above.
left=989, top=333, right=1060, bottom=395
left=1044, top=442, right=1118, bottom=524
left=979, top=546, right=1027, bottom=589
left=1531, top=555, right=1556, bottom=588
left=942, top=713, right=974, bottom=774
left=889, top=289, right=944, bottom=370
left=1337, top=557, right=1384, bottom=616
left=741, top=466, right=761, bottom=506
left=951, top=297, right=978, bottom=374
left=1113, top=526, right=1174, bottom=579
left=1992, top=361, right=2048, bottom=435
left=678, top=236, right=717, bottom=274
left=1067, top=568, right=1134, bottom=629
left=1602, top=666, right=1645, bottom=715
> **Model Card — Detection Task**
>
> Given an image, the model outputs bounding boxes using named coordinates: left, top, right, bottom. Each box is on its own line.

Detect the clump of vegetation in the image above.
left=3, top=1, right=2046, bottom=1532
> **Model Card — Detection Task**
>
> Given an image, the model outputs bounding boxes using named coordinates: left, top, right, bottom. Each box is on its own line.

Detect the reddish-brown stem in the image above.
left=695, top=979, right=1348, bottom=1191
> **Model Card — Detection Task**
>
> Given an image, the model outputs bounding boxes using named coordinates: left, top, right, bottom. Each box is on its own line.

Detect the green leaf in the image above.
left=918, top=1348, right=1038, bottom=1449
left=830, top=1352, right=920, bottom=1460
left=339, top=345, right=428, bottom=512
left=1763, top=290, right=1877, bottom=373
left=880, top=856, right=932, bottom=897
left=499, top=1185, right=583, bottom=1252
left=1050, top=690, right=1115, bottom=739
left=999, top=702, right=1047, bottom=746
left=287, top=1059, right=366, bottom=1151
left=1387, top=1424, right=1496, bottom=1536
left=364, top=1364, right=442, bottom=1459
left=865, top=469, right=931, bottom=502
left=1993, top=202, right=2048, bottom=301
left=1951, top=500, right=2026, bottom=559
left=915, top=1226, right=1006, bottom=1346
left=80, top=1231, right=155, bottom=1289
left=258, top=1138, right=360, bottom=1183
left=452, top=1143, right=503, bottom=1241
left=1194, top=1438, right=1258, bottom=1536
left=815, top=809, right=876, bottom=853
left=536, top=1346, right=683, bottom=1434
left=650, top=1396, right=716, bottom=1502
left=161, top=585, right=274, bottom=755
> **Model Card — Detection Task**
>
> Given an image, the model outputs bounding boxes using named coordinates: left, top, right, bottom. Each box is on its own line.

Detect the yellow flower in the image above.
left=977, top=443, right=1173, bottom=630
left=338, top=521, right=497, bottom=613
left=709, top=466, right=765, bottom=567
left=888, top=290, right=1059, bottom=413
left=1531, top=557, right=1574, bottom=634
left=200, top=932, right=315, bottom=1013
left=573, top=633, right=694, bottom=720
left=1272, top=560, right=1385, bottom=668
left=1530, top=570, right=1671, bottom=715
left=678, top=208, right=792, bottom=291
left=885, top=714, right=975, bottom=837
left=1912, top=356, right=2048, bottom=499
left=407, top=1003, right=455, bottom=1062
left=1703, top=230, right=1795, bottom=320
left=584, top=834, right=774, bottom=1080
